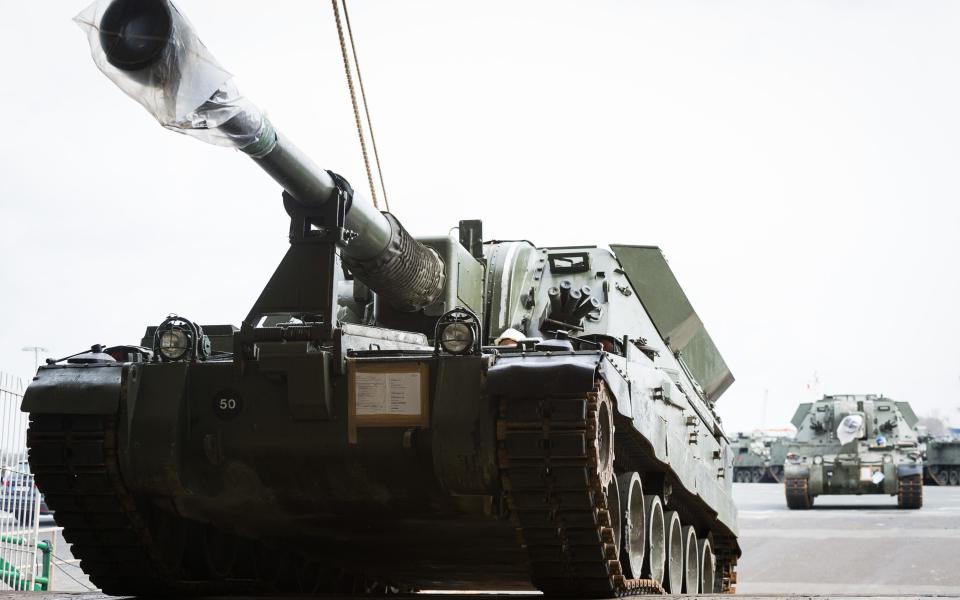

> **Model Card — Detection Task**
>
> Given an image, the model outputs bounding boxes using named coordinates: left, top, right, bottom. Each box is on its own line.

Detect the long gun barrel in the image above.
left=77, top=0, right=444, bottom=312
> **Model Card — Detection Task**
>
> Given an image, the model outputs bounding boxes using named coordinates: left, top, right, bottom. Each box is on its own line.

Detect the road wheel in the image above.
left=202, top=525, right=237, bottom=580
left=662, top=511, right=683, bottom=594
left=696, top=537, right=715, bottom=593
left=617, top=472, right=645, bottom=579
left=642, top=494, right=666, bottom=584
left=680, top=524, right=698, bottom=594
left=751, top=470, right=762, bottom=483
left=950, top=469, right=960, bottom=486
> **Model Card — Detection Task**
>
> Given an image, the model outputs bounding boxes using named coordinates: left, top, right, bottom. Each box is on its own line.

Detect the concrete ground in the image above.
left=19, top=483, right=960, bottom=596
left=734, top=482, right=960, bottom=595
left=35, top=516, right=94, bottom=593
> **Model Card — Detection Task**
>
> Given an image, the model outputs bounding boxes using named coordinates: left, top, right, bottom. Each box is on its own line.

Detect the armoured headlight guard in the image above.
left=154, top=314, right=210, bottom=362
left=434, top=309, right=481, bottom=356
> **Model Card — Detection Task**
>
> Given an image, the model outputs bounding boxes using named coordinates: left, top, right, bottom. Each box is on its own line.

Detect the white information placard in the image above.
left=355, top=372, right=387, bottom=415
left=355, top=372, right=422, bottom=416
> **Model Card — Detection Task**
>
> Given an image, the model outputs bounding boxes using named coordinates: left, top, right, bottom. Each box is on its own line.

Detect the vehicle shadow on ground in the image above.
left=807, top=504, right=903, bottom=511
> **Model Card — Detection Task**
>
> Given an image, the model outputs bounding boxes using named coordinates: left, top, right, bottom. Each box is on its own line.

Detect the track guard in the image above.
left=487, top=352, right=602, bottom=399
left=21, top=365, right=123, bottom=415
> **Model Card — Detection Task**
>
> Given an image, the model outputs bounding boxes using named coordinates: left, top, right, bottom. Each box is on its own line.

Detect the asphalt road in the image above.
left=23, top=483, right=960, bottom=596
left=734, top=482, right=960, bottom=595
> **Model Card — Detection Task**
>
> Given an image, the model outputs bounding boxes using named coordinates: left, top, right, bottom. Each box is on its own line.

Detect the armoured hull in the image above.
left=924, top=439, right=960, bottom=486
left=731, top=433, right=788, bottom=483
left=24, top=245, right=741, bottom=595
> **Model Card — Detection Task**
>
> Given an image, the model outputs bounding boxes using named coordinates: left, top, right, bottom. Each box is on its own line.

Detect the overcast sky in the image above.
left=1, top=1, right=959, bottom=433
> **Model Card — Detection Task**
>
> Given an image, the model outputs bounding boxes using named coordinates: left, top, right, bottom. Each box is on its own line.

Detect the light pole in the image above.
left=21, top=346, right=48, bottom=372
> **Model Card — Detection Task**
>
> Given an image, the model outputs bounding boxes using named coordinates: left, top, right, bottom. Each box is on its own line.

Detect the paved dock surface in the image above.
left=735, top=482, right=960, bottom=595
left=10, top=483, right=960, bottom=597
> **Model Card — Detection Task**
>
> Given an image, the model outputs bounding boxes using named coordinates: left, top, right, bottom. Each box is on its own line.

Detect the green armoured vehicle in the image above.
left=783, top=395, right=923, bottom=509
left=731, top=433, right=789, bottom=483
left=21, top=0, right=740, bottom=596
left=924, top=438, right=960, bottom=486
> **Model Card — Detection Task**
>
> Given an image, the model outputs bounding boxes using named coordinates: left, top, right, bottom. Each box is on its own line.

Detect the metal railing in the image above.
left=0, top=373, right=47, bottom=591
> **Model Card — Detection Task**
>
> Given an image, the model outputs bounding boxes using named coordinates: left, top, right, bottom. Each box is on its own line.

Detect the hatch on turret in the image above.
left=610, top=245, right=734, bottom=403
left=791, top=403, right=813, bottom=429
left=896, top=402, right=919, bottom=428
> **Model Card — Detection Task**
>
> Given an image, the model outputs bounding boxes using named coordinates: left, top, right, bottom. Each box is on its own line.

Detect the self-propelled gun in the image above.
left=23, top=0, right=740, bottom=595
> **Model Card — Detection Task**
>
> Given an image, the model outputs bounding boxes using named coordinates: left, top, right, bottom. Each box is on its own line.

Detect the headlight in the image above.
left=153, top=314, right=210, bottom=362
left=440, top=322, right=474, bottom=355
left=813, top=455, right=823, bottom=465
left=159, top=329, right=189, bottom=360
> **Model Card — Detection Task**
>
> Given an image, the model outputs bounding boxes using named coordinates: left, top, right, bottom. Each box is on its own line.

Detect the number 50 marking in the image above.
left=213, top=391, right=242, bottom=420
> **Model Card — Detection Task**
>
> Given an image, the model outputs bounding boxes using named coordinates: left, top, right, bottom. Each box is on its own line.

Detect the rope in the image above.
left=342, top=1, right=390, bottom=213
left=50, top=551, right=96, bottom=592
left=331, top=0, right=389, bottom=211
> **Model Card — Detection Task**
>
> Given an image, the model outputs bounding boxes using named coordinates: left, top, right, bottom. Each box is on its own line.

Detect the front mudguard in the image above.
left=21, top=362, right=190, bottom=501
left=487, top=352, right=600, bottom=399
left=897, top=463, right=923, bottom=478
left=785, top=463, right=819, bottom=494
left=22, top=364, right=125, bottom=415
left=784, top=463, right=809, bottom=479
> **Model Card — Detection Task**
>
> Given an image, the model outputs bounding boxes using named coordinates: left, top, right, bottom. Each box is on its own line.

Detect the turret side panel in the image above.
left=896, top=401, right=919, bottom=428
left=609, top=245, right=733, bottom=403
left=791, top=402, right=812, bottom=429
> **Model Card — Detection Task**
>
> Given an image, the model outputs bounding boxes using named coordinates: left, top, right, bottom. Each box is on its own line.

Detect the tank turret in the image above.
left=80, top=0, right=444, bottom=313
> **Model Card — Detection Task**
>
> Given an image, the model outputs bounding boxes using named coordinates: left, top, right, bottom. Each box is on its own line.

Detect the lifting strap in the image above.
left=331, top=0, right=390, bottom=212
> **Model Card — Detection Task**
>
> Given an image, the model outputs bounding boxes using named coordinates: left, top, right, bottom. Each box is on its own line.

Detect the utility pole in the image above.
left=21, top=346, right=48, bottom=372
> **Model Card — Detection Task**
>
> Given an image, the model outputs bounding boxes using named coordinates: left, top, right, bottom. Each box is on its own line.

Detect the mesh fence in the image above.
left=0, top=373, right=43, bottom=590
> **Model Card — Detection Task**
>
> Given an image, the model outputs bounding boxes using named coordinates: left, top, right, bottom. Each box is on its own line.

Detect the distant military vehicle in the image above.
left=731, top=433, right=789, bottom=483
left=784, top=395, right=923, bottom=509
left=21, top=0, right=741, bottom=596
left=924, top=438, right=960, bottom=486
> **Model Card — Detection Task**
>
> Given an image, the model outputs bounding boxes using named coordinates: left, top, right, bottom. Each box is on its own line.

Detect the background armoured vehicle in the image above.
left=731, top=432, right=789, bottom=483
left=923, top=438, right=960, bottom=486
left=21, top=0, right=739, bottom=596
left=783, top=395, right=923, bottom=509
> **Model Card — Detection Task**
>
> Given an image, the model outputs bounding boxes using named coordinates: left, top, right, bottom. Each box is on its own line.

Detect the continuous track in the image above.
left=26, top=414, right=371, bottom=595
left=786, top=474, right=922, bottom=511
left=897, top=474, right=923, bottom=509
left=784, top=477, right=813, bottom=510
left=27, top=414, right=187, bottom=595
left=497, top=381, right=735, bottom=596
